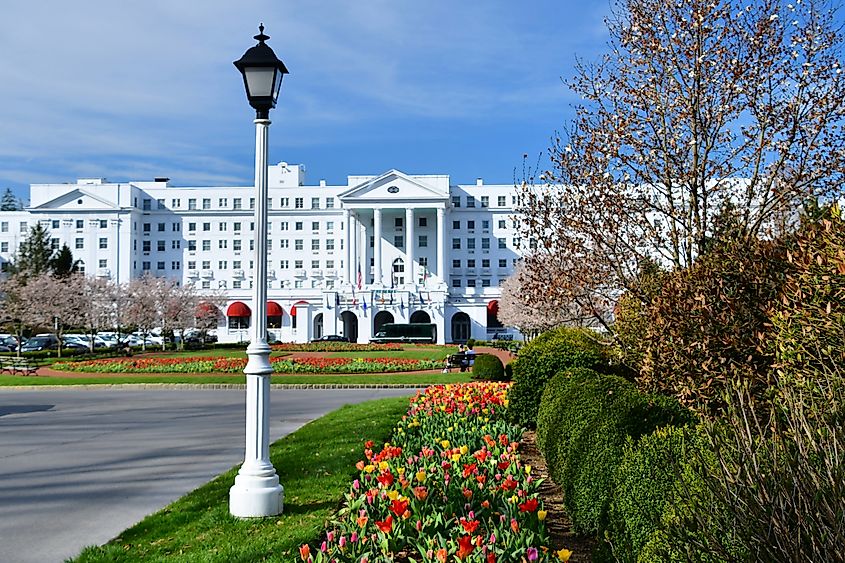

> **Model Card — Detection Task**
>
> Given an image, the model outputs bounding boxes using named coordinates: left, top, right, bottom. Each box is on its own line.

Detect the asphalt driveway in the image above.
left=0, top=387, right=414, bottom=563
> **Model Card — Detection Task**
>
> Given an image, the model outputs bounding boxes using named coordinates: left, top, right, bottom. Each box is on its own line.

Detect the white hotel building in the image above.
left=0, top=164, right=524, bottom=344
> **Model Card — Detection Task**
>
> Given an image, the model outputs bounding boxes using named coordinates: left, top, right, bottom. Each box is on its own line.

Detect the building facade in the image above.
left=0, top=164, right=523, bottom=344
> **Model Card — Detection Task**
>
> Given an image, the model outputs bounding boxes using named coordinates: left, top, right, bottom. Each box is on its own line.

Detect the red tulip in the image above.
left=375, top=515, right=393, bottom=534
left=456, top=535, right=476, bottom=560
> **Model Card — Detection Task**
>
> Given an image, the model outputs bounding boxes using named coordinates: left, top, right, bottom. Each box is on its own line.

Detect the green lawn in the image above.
left=0, top=372, right=472, bottom=386
left=72, top=396, right=409, bottom=562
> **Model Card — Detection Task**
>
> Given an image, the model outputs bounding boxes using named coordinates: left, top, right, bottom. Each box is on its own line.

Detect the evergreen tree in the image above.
left=0, top=188, right=20, bottom=211
left=50, top=244, right=82, bottom=277
left=12, top=224, right=54, bottom=277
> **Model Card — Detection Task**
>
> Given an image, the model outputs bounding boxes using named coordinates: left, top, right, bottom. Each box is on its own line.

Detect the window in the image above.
left=75, top=238, right=84, bottom=249
left=188, top=240, right=196, bottom=251
left=218, top=261, right=228, bottom=269
left=219, top=198, right=227, bottom=208
left=294, top=280, right=304, bottom=289
left=157, top=223, right=165, bottom=232
left=452, top=278, right=462, bottom=288
left=51, top=220, right=59, bottom=229
left=202, top=260, right=211, bottom=269
left=250, top=240, right=254, bottom=251
left=157, top=240, right=165, bottom=251
left=233, top=281, right=242, bottom=289
left=481, top=196, right=489, bottom=208
left=370, top=236, right=374, bottom=248
left=325, top=197, right=334, bottom=208
left=326, top=221, right=334, bottom=231
left=1, top=242, right=8, bottom=252
left=1, top=222, right=8, bottom=233
left=467, top=259, right=476, bottom=268
left=188, top=261, right=196, bottom=270
left=451, top=196, right=461, bottom=207
left=467, top=279, right=476, bottom=287
left=311, top=221, right=319, bottom=231
left=295, top=221, right=303, bottom=231
left=295, top=197, right=303, bottom=209
left=419, top=217, right=427, bottom=227
left=498, top=238, right=507, bottom=249
left=466, top=196, right=476, bottom=208
left=482, top=220, right=490, bottom=230
left=326, top=260, right=335, bottom=269
left=512, top=237, right=520, bottom=248
left=202, top=240, right=211, bottom=251
left=467, top=238, right=476, bottom=250
left=452, top=220, right=460, bottom=229
left=279, top=260, right=289, bottom=269
left=188, top=222, right=196, bottom=232
left=143, top=199, right=151, bottom=210
left=172, top=261, right=180, bottom=270
left=155, top=198, right=164, bottom=210
left=294, top=260, right=303, bottom=268
left=311, top=259, right=320, bottom=269
left=172, top=198, right=181, bottom=208
left=233, top=198, right=242, bottom=209
left=99, top=259, right=108, bottom=268
left=143, top=240, right=151, bottom=252
left=188, top=198, right=197, bottom=210
left=482, top=238, right=490, bottom=250
left=279, top=221, right=288, bottom=231
left=394, top=235, right=404, bottom=248
left=202, top=222, right=211, bottom=231
left=202, top=281, right=211, bottom=290
left=468, top=220, right=475, bottom=230
left=19, top=221, right=27, bottom=232
left=419, top=235, right=428, bottom=247
left=202, top=198, right=211, bottom=210
left=280, top=197, right=289, bottom=208
left=233, top=260, right=242, bottom=269
left=219, top=222, right=227, bottom=232
left=157, top=261, right=165, bottom=270
left=395, top=217, right=403, bottom=228
left=250, top=197, right=255, bottom=209
left=99, top=238, right=108, bottom=249
left=172, top=222, right=180, bottom=232
left=452, top=259, right=461, bottom=268
left=280, top=239, right=289, bottom=249
left=233, top=240, right=242, bottom=251
left=172, top=240, right=180, bottom=249
left=452, top=238, right=461, bottom=250
left=326, top=239, right=335, bottom=251
left=143, top=223, right=151, bottom=233
left=495, top=195, right=504, bottom=207
left=482, top=259, right=490, bottom=268
left=234, top=222, right=242, bottom=231
left=267, top=240, right=273, bottom=251
left=295, top=239, right=304, bottom=251
left=219, top=240, right=228, bottom=249
left=499, top=259, right=507, bottom=268
left=482, top=279, right=491, bottom=287
left=142, top=261, right=151, bottom=271
left=498, top=219, right=506, bottom=229
left=311, top=197, right=320, bottom=209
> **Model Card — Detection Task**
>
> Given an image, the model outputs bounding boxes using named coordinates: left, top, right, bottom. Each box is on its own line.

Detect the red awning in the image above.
left=227, top=301, right=252, bottom=317
left=290, top=300, right=309, bottom=317
left=267, top=301, right=283, bottom=317
left=487, top=300, right=499, bottom=315
left=195, top=302, right=218, bottom=317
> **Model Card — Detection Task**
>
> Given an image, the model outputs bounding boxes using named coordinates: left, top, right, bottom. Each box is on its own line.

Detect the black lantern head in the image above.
left=234, top=24, right=289, bottom=118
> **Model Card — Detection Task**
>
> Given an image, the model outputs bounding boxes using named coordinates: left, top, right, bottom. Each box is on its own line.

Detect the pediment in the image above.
left=338, top=170, right=449, bottom=205
left=29, top=188, right=120, bottom=211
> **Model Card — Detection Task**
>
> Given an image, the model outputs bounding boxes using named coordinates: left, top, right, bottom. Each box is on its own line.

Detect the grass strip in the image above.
left=71, top=396, right=409, bottom=562
left=0, top=373, right=472, bottom=386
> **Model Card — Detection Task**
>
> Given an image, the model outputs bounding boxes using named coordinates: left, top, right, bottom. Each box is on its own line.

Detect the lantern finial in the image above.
left=254, top=23, right=269, bottom=43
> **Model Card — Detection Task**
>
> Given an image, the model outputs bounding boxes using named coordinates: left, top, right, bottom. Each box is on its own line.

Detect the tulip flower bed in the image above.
left=54, top=356, right=442, bottom=374
left=272, top=343, right=404, bottom=352
left=299, top=383, right=572, bottom=562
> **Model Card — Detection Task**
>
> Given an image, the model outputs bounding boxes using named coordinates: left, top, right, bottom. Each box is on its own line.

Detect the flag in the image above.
left=335, top=293, right=340, bottom=307
left=422, top=268, right=428, bottom=286
left=419, top=292, right=425, bottom=305
left=357, top=264, right=362, bottom=290
left=351, top=284, right=357, bottom=305
left=325, top=294, right=330, bottom=308
left=362, top=297, right=368, bottom=313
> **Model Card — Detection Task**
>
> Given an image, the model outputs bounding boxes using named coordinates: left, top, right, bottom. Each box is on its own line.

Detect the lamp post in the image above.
left=229, top=24, right=289, bottom=518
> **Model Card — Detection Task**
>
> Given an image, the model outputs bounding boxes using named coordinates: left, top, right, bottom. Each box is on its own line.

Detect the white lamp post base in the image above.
left=229, top=474, right=284, bottom=517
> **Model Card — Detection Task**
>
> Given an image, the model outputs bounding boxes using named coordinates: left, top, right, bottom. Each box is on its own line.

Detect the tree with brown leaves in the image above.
left=516, top=0, right=845, bottom=333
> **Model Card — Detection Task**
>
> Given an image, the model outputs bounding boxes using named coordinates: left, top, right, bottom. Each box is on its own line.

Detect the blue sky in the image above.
left=0, top=0, right=611, bottom=201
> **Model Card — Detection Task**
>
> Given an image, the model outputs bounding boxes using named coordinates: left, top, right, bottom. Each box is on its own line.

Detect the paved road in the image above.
left=0, top=388, right=415, bottom=563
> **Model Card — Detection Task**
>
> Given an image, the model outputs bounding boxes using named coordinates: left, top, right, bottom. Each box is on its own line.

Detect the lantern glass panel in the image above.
left=245, top=67, right=276, bottom=98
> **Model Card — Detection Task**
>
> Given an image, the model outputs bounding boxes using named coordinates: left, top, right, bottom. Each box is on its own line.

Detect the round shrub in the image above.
left=536, top=370, right=695, bottom=535
left=470, top=353, right=505, bottom=381
left=508, top=326, right=608, bottom=428
left=503, top=362, right=513, bottom=381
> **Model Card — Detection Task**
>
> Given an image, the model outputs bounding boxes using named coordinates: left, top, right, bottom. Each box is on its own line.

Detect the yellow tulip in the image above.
left=556, top=548, right=572, bottom=562
left=525, top=464, right=532, bottom=474
left=416, top=471, right=426, bottom=483
left=459, top=445, right=469, bottom=455
left=364, top=464, right=376, bottom=473
left=537, top=510, right=547, bottom=521
left=378, top=461, right=389, bottom=471
left=387, top=490, right=400, bottom=500
left=440, top=440, right=450, bottom=449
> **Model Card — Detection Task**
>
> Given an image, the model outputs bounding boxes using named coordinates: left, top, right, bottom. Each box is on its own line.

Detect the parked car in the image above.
left=310, top=335, right=349, bottom=343
left=21, top=334, right=60, bottom=352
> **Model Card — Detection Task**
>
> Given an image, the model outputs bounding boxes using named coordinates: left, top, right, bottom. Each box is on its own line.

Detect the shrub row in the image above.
left=536, top=368, right=701, bottom=561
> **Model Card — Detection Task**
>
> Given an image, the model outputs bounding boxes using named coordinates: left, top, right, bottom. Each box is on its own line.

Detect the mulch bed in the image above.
left=520, top=430, right=596, bottom=562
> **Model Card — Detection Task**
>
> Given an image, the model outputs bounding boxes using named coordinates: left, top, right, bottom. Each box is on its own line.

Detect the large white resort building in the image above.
left=0, top=164, right=524, bottom=344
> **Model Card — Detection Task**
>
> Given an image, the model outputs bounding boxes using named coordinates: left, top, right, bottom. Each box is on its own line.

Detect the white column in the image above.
left=359, top=218, right=367, bottom=286
left=344, top=209, right=352, bottom=285
left=436, top=207, right=446, bottom=285
left=350, top=212, right=359, bottom=288
left=373, top=208, right=383, bottom=286
left=229, top=117, right=283, bottom=518
left=405, top=208, right=414, bottom=286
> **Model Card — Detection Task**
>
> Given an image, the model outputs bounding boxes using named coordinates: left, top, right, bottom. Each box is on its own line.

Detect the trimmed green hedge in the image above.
left=508, top=327, right=608, bottom=428
left=536, top=369, right=694, bottom=536
left=470, top=353, right=505, bottom=381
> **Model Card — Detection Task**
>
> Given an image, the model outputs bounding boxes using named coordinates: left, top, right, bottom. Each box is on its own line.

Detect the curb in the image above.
left=0, top=383, right=428, bottom=392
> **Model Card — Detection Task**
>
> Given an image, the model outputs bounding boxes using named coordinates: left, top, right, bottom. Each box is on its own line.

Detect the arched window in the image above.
left=392, top=258, right=404, bottom=286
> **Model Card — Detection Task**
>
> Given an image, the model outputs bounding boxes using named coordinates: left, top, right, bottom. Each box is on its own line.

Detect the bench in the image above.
left=0, top=356, right=41, bottom=376
left=445, top=353, right=475, bottom=372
